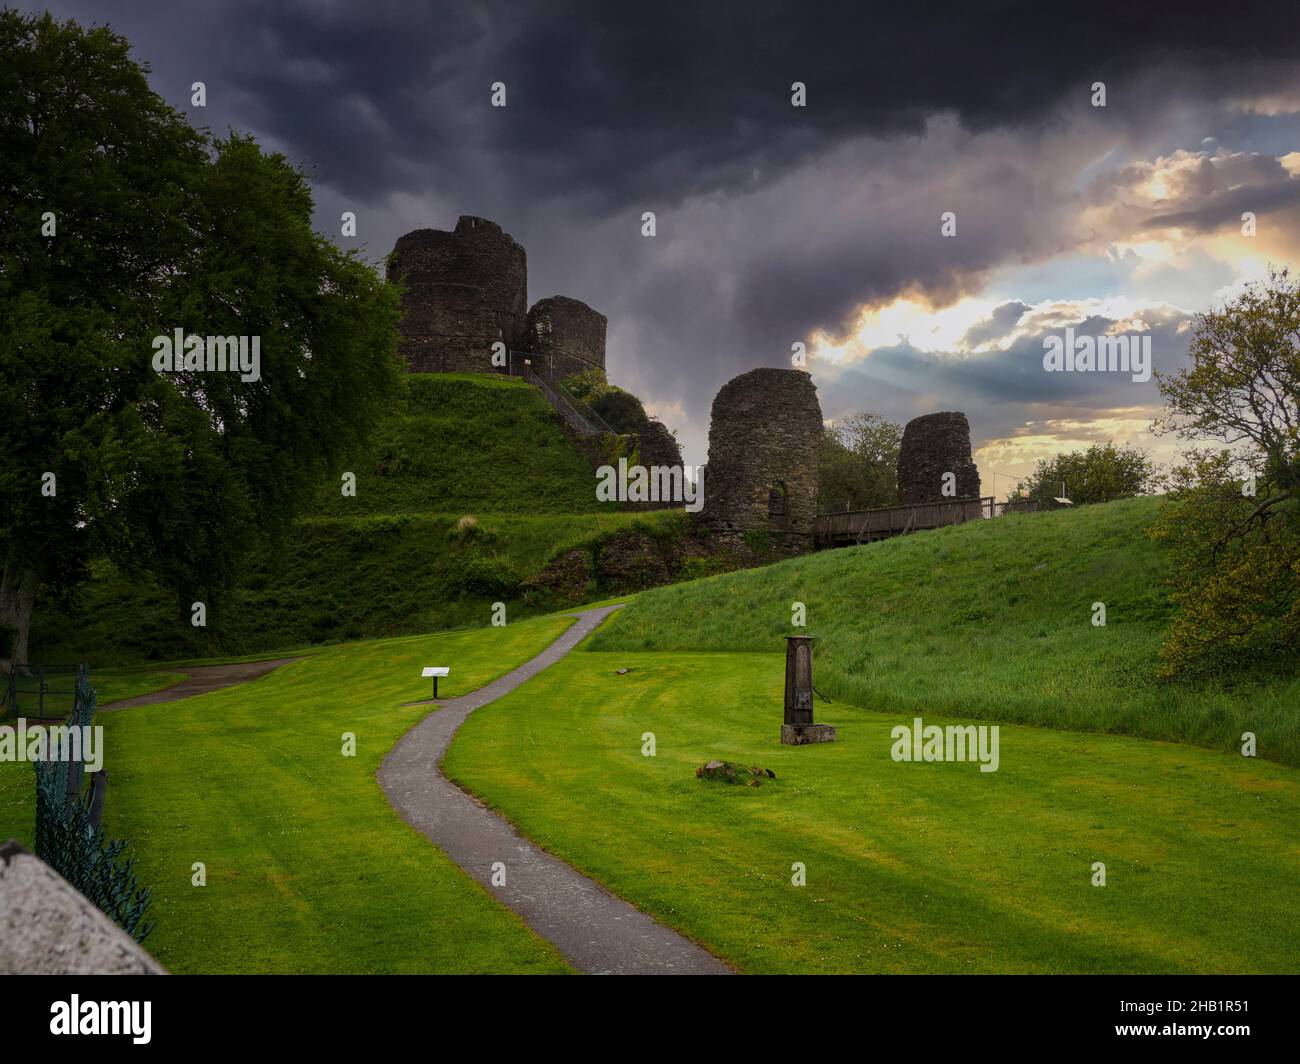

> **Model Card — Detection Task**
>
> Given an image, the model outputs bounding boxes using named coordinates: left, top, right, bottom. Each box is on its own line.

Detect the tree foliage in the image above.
left=0, top=11, right=401, bottom=662
left=818, top=411, right=902, bottom=513
left=1012, top=442, right=1161, bottom=509
left=1150, top=268, right=1300, bottom=679
left=560, top=369, right=653, bottom=434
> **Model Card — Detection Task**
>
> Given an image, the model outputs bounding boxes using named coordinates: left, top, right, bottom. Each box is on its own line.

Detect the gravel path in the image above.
left=379, top=605, right=732, bottom=975
left=101, top=658, right=299, bottom=710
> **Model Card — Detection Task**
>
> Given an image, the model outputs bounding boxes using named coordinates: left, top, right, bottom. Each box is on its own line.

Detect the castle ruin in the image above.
left=525, top=295, right=606, bottom=379
left=388, top=216, right=605, bottom=381
left=896, top=411, right=981, bottom=503
left=701, top=368, right=822, bottom=553
left=387, top=217, right=528, bottom=373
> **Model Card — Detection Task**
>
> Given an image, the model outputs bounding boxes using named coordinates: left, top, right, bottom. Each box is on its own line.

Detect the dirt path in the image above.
left=378, top=604, right=732, bottom=976
left=101, top=658, right=299, bottom=710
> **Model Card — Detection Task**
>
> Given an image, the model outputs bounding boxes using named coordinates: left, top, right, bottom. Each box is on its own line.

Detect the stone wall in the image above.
left=896, top=411, right=981, bottom=503
left=387, top=216, right=528, bottom=373
left=636, top=419, right=684, bottom=470
left=623, top=419, right=686, bottom=511
left=1, top=840, right=165, bottom=974
left=525, top=296, right=607, bottom=380
left=700, top=368, right=822, bottom=551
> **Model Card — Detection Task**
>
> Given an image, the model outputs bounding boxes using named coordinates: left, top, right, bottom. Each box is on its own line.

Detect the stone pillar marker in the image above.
left=781, top=635, right=836, bottom=745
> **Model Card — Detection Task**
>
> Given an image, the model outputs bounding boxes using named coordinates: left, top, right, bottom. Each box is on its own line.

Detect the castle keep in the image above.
left=896, top=411, right=981, bottom=503
left=388, top=216, right=605, bottom=380
left=701, top=368, right=823, bottom=553
left=387, top=217, right=527, bottom=373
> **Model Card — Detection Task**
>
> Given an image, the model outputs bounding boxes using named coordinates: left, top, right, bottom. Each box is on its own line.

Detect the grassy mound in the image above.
left=31, top=373, right=677, bottom=665
left=591, top=497, right=1300, bottom=765
left=32, top=511, right=674, bottom=665
left=311, top=373, right=620, bottom=516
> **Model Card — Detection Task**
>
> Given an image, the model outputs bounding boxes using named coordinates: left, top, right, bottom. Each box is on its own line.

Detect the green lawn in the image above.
left=592, top=497, right=1300, bottom=766
left=445, top=646, right=1300, bottom=973
left=1, top=615, right=576, bottom=974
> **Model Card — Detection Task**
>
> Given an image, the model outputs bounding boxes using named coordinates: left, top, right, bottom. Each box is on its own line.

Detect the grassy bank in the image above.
left=591, top=497, right=1300, bottom=765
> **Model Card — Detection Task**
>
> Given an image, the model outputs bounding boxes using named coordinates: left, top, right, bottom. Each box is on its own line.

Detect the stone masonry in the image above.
left=387, top=216, right=528, bottom=373
left=525, top=296, right=607, bottom=380
left=701, top=368, right=822, bottom=552
left=896, top=411, right=981, bottom=503
left=0, top=840, right=165, bottom=974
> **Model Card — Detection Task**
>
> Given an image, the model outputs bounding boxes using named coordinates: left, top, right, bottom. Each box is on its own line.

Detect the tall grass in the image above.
left=592, top=497, right=1300, bottom=765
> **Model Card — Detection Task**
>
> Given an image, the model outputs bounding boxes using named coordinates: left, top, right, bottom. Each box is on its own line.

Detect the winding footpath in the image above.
left=378, top=605, right=732, bottom=975
left=102, top=658, right=299, bottom=710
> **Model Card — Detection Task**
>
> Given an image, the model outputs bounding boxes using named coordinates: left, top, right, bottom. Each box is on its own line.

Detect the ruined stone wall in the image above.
left=387, top=216, right=527, bottom=373
left=626, top=419, right=686, bottom=511
left=525, top=296, right=606, bottom=380
left=700, top=368, right=822, bottom=551
left=896, top=411, right=981, bottom=503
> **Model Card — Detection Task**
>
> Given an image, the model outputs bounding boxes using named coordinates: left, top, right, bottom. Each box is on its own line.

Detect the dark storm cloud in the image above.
left=30, top=0, right=1300, bottom=208
left=22, top=0, right=1300, bottom=464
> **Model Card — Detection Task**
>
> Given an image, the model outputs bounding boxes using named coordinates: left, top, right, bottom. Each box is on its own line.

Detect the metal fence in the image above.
left=2, top=663, right=83, bottom=720
left=515, top=360, right=616, bottom=437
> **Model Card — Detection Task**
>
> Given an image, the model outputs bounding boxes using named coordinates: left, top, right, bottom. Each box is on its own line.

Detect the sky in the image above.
left=27, top=0, right=1300, bottom=493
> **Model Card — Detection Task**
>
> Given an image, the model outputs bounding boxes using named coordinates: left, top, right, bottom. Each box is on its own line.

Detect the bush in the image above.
left=1014, top=442, right=1160, bottom=508
left=459, top=554, right=522, bottom=598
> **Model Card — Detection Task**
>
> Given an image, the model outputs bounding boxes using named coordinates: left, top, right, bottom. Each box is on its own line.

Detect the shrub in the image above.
left=459, top=554, right=522, bottom=598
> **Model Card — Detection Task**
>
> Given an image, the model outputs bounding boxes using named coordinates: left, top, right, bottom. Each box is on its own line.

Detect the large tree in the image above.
left=0, top=12, right=401, bottom=666
left=818, top=411, right=902, bottom=513
left=1150, top=267, right=1300, bottom=678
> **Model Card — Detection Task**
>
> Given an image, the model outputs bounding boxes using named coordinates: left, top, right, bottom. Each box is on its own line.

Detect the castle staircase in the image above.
left=510, top=353, right=615, bottom=437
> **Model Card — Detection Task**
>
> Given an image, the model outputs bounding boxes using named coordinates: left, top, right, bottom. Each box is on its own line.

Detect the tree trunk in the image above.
left=0, top=561, right=38, bottom=670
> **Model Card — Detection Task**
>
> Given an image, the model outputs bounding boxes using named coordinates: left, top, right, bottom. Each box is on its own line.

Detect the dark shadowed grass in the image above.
left=590, top=497, right=1300, bottom=765
left=31, top=371, right=679, bottom=665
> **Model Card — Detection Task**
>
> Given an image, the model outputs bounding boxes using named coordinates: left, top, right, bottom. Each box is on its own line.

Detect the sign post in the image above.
left=421, top=666, right=449, bottom=700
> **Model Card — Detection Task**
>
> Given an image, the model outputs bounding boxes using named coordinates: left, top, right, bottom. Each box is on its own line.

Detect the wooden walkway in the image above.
left=815, top=496, right=1035, bottom=546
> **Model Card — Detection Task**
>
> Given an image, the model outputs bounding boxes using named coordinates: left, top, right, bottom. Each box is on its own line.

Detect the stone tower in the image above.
left=524, top=296, right=606, bottom=380
left=387, top=216, right=528, bottom=373
left=701, top=368, right=822, bottom=552
left=896, top=411, right=981, bottom=503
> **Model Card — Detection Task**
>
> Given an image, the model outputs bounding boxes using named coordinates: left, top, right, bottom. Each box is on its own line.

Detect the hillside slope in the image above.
left=592, top=496, right=1300, bottom=765
left=311, top=373, right=620, bottom=516
left=30, top=373, right=668, bottom=664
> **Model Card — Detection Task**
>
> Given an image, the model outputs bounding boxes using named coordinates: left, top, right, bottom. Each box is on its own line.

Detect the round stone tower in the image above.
left=387, top=216, right=527, bottom=373
left=701, top=368, right=822, bottom=552
left=896, top=411, right=981, bottom=503
left=525, top=295, right=607, bottom=380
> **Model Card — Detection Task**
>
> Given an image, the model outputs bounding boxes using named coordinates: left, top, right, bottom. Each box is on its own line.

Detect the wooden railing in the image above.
left=815, top=496, right=1035, bottom=545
